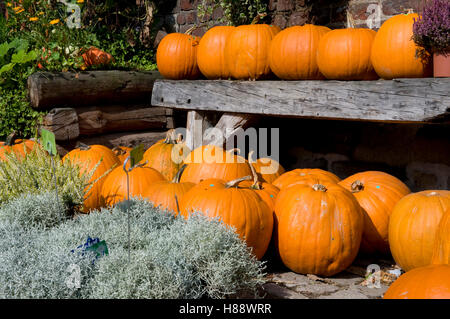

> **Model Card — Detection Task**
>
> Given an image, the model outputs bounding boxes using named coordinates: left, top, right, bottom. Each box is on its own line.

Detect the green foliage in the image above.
left=0, top=146, right=95, bottom=210
left=198, top=0, right=268, bottom=26
left=0, top=198, right=266, bottom=299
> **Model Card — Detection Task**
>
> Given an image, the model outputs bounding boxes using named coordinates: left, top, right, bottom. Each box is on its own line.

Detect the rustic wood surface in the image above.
left=28, top=70, right=163, bottom=109
left=151, top=78, right=450, bottom=123
left=42, top=108, right=79, bottom=141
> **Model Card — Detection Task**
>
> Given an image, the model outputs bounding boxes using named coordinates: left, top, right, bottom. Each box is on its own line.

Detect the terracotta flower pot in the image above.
left=433, top=52, right=450, bottom=77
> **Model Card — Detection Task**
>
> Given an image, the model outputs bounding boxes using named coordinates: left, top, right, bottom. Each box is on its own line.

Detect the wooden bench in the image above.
left=151, top=78, right=450, bottom=150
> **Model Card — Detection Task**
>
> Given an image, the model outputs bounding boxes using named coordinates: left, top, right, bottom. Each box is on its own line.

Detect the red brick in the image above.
left=212, top=6, right=224, bottom=20
left=180, top=0, right=197, bottom=11
left=177, top=13, right=186, bottom=25
left=349, top=1, right=380, bottom=21
left=287, top=11, right=308, bottom=26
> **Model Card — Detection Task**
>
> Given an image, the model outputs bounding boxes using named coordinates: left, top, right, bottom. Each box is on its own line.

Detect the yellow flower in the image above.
left=6, top=3, right=12, bottom=7
left=49, top=19, right=60, bottom=25
left=38, top=12, right=45, bottom=16
left=15, top=8, right=25, bottom=13
left=77, top=0, right=85, bottom=3
left=29, top=17, right=39, bottom=22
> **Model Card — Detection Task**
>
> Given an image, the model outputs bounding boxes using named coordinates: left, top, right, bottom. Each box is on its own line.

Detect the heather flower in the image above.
left=413, top=0, right=450, bottom=55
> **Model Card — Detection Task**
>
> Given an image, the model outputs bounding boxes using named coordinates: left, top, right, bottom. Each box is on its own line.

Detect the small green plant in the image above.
left=197, top=0, right=268, bottom=26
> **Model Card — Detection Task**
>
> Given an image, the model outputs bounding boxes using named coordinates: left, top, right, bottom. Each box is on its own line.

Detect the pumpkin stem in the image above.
left=251, top=12, right=267, bottom=25
left=172, top=164, right=187, bottom=183
left=225, top=175, right=252, bottom=188
left=312, top=184, right=327, bottom=192
left=112, top=146, right=127, bottom=156
left=351, top=180, right=364, bottom=193
left=248, top=158, right=262, bottom=190
left=5, top=131, right=17, bottom=146
left=76, top=142, right=91, bottom=151
left=185, top=23, right=207, bottom=36
left=405, top=8, right=415, bottom=14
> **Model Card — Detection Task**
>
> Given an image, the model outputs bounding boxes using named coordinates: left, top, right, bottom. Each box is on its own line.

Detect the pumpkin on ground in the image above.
left=180, top=176, right=273, bottom=260
left=317, top=28, right=378, bottom=80
left=275, top=180, right=363, bottom=276
left=371, top=11, right=432, bottom=79
left=180, top=145, right=252, bottom=184
left=62, top=144, right=120, bottom=212
left=250, top=155, right=285, bottom=184
left=269, top=24, right=331, bottom=80
left=0, top=133, right=37, bottom=160
left=389, top=190, right=450, bottom=272
left=112, top=146, right=132, bottom=163
left=156, top=32, right=201, bottom=80
left=339, top=171, right=411, bottom=255
left=197, top=26, right=235, bottom=79
left=383, top=264, right=450, bottom=299
left=225, top=24, right=279, bottom=80
left=143, top=165, right=195, bottom=215
left=431, top=208, right=450, bottom=265
left=100, top=161, right=165, bottom=207
left=272, top=168, right=340, bottom=190
left=143, top=130, right=189, bottom=181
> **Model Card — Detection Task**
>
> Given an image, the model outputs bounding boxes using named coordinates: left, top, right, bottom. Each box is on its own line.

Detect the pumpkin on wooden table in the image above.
left=112, top=146, right=132, bottom=163
left=100, top=158, right=165, bottom=207
left=272, top=168, right=340, bottom=190
left=180, top=175, right=273, bottom=260
left=275, top=179, right=363, bottom=276
left=269, top=24, right=331, bottom=80
left=62, top=144, right=120, bottom=212
left=389, top=190, right=450, bottom=272
left=383, top=264, right=450, bottom=299
left=143, top=129, right=189, bottom=181
left=156, top=30, right=201, bottom=80
left=197, top=26, right=235, bottom=79
left=180, top=145, right=252, bottom=184
left=143, top=164, right=195, bottom=215
left=431, top=208, right=450, bottom=265
left=339, top=171, right=411, bottom=255
left=371, top=10, right=432, bottom=79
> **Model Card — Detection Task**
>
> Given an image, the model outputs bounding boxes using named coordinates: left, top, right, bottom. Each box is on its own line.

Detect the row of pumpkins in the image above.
left=1, top=133, right=449, bottom=299
left=157, top=11, right=431, bottom=81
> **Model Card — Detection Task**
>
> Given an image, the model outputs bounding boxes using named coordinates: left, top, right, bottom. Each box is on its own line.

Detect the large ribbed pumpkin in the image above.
left=431, top=208, right=450, bottom=265
left=275, top=181, right=363, bottom=276
left=339, top=171, right=411, bottom=255
left=101, top=164, right=165, bottom=207
left=143, top=130, right=189, bottom=181
left=272, top=168, right=340, bottom=190
left=197, top=26, right=235, bottom=79
left=250, top=157, right=285, bottom=184
left=180, top=176, right=273, bottom=259
left=225, top=24, right=279, bottom=80
left=371, top=12, right=432, bottom=79
left=269, top=24, right=331, bottom=80
left=156, top=33, right=201, bottom=80
left=389, top=190, right=450, bottom=272
left=180, top=145, right=252, bottom=184
left=143, top=165, right=195, bottom=215
left=63, top=144, right=120, bottom=212
left=383, top=264, right=450, bottom=299
left=317, top=28, right=378, bottom=80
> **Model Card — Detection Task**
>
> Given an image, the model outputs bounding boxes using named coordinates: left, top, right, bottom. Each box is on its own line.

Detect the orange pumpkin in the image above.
left=431, top=208, right=450, bottom=265
left=62, top=144, right=120, bottom=212
left=0, top=132, right=37, bottom=160
left=143, top=165, right=195, bottom=215
left=180, top=176, right=273, bottom=260
left=275, top=181, right=363, bottom=276
left=180, top=145, right=252, bottom=184
left=225, top=24, right=279, bottom=80
left=100, top=162, right=165, bottom=207
left=272, top=168, right=340, bottom=190
left=143, top=130, right=189, bottom=181
left=156, top=32, right=201, bottom=80
left=82, top=47, right=113, bottom=67
left=112, top=146, right=132, bottom=163
left=389, top=190, right=450, bottom=272
left=339, top=171, right=411, bottom=255
left=269, top=24, right=331, bottom=80
left=197, top=26, right=235, bottom=79
left=317, top=28, right=378, bottom=80
left=383, top=264, right=450, bottom=299
left=371, top=12, right=432, bottom=79
left=250, top=156, right=285, bottom=184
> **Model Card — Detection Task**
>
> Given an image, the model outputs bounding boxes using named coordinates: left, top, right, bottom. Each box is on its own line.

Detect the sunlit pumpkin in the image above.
left=272, top=168, right=340, bottom=190
left=250, top=155, right=285, bottom=184
left=0, top=135, right=37, bottom=161
left=431, top=208, right=450, bottom=265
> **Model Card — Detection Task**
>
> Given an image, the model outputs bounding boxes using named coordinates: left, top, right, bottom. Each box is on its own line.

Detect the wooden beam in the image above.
left=42, top=108, right=79, bottom=141
left=28, top=70, right=163, bottom=109
left=151, top=78, right=450, bottom=123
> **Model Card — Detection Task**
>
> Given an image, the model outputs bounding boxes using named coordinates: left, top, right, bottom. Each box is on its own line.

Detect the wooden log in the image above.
left=151, top=78, right=450, bottom=123
left=42, top=108, right=79, bottom=141
left=76, top=105, right=172, bottom=136
left=28, top=70, right=163, bottom=109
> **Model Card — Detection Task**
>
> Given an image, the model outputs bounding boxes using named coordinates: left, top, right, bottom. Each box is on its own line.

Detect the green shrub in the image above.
left=0, top=146, right=95, bottom=209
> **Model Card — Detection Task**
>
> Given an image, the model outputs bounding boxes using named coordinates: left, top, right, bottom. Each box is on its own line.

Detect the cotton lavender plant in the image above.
left=413, top=0, right=450, bottom=56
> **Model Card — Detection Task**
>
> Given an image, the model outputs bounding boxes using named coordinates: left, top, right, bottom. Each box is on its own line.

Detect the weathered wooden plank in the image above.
left=185, top=110, right=217, bottom=150
left=151, top=78, right=450, bottom=123
left=28, top=70, right=163, bottom=109
left=77, top=105, right=170, bottom=135
left=42, top=108, right=79, bottom=141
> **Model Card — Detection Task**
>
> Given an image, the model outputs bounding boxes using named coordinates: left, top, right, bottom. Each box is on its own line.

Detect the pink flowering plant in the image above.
left=413, top=0, right=450, bottom=56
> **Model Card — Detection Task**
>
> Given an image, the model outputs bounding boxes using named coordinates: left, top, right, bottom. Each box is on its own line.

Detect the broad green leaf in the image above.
left=0, top=63, right=15, bottom=75
left=0, top=42, right=10, bottom=58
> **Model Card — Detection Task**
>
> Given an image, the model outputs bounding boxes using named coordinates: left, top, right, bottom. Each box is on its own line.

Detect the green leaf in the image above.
left=129, top=144, right=145, bottom=168
left=0, top=42, right=10, bottom=58
left=0, top=63, right=15, bottom=75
